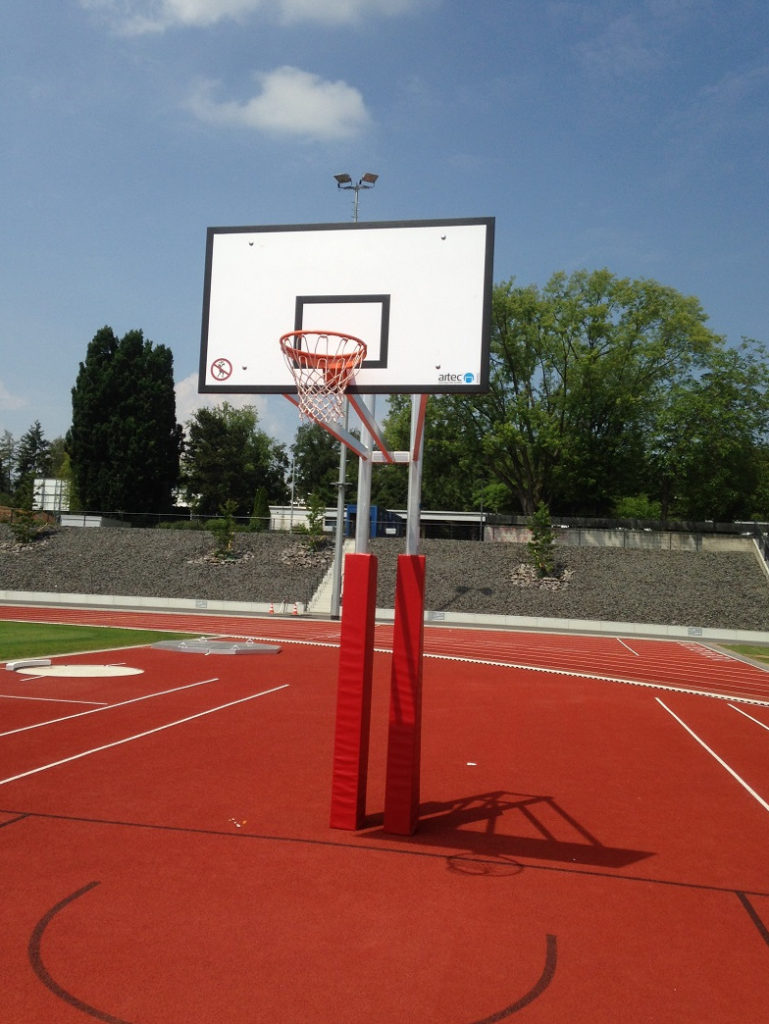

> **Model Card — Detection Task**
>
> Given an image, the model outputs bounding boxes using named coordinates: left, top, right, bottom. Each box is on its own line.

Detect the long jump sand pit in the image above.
left=11, top=663, right=144, bottom=677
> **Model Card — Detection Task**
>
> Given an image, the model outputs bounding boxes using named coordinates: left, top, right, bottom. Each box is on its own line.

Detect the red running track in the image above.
left=2, top=604, right=769, bottom=1022
left=3, top=602, right=769, bottom=703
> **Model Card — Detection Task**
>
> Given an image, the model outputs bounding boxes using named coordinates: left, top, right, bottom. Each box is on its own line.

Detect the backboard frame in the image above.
left=198, top=217, right=495, bottom=397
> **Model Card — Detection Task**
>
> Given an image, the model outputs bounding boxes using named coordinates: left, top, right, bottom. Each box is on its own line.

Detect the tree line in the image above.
left=379, top=270, right=769, bottom=522
left=3, top=269, right=769, bottom=525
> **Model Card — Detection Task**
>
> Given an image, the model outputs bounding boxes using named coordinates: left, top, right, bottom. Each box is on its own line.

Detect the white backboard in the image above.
left=198, top=218, right=494, bottom=395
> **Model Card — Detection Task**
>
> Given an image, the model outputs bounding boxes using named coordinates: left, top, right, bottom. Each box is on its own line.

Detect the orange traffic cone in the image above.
left=269, top=602, right=274, bottom=615
left=292, top=602, right=298, bottom=616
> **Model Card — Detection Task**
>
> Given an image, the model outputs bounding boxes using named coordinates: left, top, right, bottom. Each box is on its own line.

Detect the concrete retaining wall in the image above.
left=2, top=588, right=767, bottom=645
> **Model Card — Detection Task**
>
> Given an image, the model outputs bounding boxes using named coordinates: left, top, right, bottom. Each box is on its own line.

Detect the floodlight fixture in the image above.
left=333, top=170, right=379, bottom=222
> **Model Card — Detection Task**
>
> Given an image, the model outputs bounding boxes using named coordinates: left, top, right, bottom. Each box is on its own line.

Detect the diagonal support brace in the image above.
left=282, top=394, right=370, bottom=460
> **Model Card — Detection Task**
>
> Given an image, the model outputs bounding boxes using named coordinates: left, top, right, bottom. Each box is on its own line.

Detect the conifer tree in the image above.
left=70, top=326, right=182, bottom=515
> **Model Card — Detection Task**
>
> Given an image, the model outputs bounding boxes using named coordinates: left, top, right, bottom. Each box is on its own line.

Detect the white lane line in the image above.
left=617, top=638, right=639, bottom=656
left=0, top=694, right=108, bottom=706
left=729, top=704, right=769, bottom=732
left=0, top=678, right=218, bottom=738
left=418, top=653, right=769, bottom=705
left=0, top=684, right=289, bottom=786
left=656, top=698, right=769, bottom=814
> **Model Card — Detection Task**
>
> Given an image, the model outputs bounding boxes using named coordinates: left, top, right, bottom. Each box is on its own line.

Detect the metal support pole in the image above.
left=288, top=451, right=296, bottom=534
left=405, top=395, right=427, bottom=556
left=355, top=396, right=376, bottom=554
left=330, top=404, right=349, bottom=618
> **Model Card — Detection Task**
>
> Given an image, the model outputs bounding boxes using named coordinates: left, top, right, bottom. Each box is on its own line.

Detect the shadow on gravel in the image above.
left=434, top=585, right=495, bottom=611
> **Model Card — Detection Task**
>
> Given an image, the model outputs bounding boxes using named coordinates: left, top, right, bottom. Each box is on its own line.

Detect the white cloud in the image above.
left=575, top=12, right=664, bottom=79
left=0, top=379, right=28, bottom=415
left=81, top=0, right=429, bottom=33
left=277, top=0, right=425, bottom=24
left=697, top=64, right=769, bottom=125
left=175, top=373, right=257, bottom=426
left=656, top=62, right=769, bottom=187
left=187, top=67, right=371, bottom=140
left=175, top=374, right=297, bottom=444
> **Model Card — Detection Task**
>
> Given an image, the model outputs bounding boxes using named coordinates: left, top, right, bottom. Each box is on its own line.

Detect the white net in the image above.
left=280, top=331, right=367, bottom=424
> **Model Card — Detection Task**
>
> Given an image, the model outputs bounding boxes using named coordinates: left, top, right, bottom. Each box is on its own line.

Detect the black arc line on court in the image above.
left=28, top=881, right=555, bottom=1024
left=468, top=934, right=558, bottom=1023
left=0, top=813, right=28, bottom=829
left=28, top=881, right=134, bottom=1024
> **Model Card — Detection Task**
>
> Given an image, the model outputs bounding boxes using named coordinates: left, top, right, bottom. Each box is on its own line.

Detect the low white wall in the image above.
left=484, top=524, right=755, bottom=553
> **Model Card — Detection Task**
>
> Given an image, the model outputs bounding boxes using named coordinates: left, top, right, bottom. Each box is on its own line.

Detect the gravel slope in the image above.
left=371, top=539, right=769, bottom=631
left=1, top=526, right=768, bottom=631
left=0, top=527, right=332, bottom=609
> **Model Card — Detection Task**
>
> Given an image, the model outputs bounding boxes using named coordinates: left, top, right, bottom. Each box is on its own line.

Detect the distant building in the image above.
left=33, top=478, right=71, bottom=513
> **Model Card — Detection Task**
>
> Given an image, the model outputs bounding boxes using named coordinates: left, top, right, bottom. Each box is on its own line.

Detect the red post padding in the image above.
left=329, top=553, right=378, bottom=830
left=384, top=554, right=426, bottom=835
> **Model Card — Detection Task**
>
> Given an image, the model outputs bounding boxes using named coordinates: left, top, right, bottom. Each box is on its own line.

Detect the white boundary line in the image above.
left=729, top=704, right=769, bottom=732
left=656, top=698, right=769, bottom=814
left=418, top=652, right=769, bottom=706
left=197, top=634, right=769, bottom=706
left=0, top=684, right=289, bottom=787
left=0, top=678, right=218, bottom=738
left=0, top=694, right=107, bottom=706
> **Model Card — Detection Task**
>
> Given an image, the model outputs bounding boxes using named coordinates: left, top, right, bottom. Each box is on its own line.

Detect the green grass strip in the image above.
left=0, top=621, right=197, bottom=662
left=721, top=643, right=769, bottom=666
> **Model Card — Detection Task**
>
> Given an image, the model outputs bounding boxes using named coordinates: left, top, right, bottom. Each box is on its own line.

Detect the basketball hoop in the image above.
left=280, top=330, right=367, bottom=424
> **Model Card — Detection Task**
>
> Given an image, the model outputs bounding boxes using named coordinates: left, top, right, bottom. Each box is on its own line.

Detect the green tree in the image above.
left=14, top=421, right=52, bottom=506
left=48, top=437, right=70, bottom=478
left=291, top=422, right=354, bottom=505
left=450, top=271, right=723, bottom=515
left=250, top=486, right=270, bottom=531
left=648, top=340, right=769, bottom=520
left=374, top=273, right=769, bottom=523
left=70, top=327, right=182, bottom=515
left=182, top=402, right=288, bottom=516
left=747, top=446, right=769, bottom=520
left=52, top=448, right=78, bottom=511
left=0, top=430, right=16, bottom=501
left=373, top=395, right=481, bottom=511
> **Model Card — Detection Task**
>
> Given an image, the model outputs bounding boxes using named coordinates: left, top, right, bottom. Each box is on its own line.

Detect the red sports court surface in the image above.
left=2, top=605, right=769, bottom=1023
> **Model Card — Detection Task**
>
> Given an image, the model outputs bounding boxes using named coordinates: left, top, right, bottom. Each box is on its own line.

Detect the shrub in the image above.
left=250, top=487, right=270, bottom=532
left=207, top=499, right=238, bottom=558
left=527, top=501, right=556, bottom=577
left=302, top=492, right=328, bottom=552
left=8, top=507, right=53, bottom=545
left=613, top=494, right=662, bottom=519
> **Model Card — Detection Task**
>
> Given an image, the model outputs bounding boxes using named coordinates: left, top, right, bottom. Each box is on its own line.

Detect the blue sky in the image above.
left=2, top=0, right=768, bottom=449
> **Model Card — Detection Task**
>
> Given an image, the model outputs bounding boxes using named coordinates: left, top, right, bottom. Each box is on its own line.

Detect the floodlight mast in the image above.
left=329, top=171, right=379, bottom=617
left=334, top=172, right=379, bottom=223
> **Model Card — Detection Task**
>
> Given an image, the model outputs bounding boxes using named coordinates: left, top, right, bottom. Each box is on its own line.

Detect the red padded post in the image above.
left=329, top=553, right=378, bottom=830
left=383, top=554, right=426, bottom=835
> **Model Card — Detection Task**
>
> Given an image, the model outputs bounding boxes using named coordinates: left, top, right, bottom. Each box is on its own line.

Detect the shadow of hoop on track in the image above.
left=363, top=791, right=653, bottom=870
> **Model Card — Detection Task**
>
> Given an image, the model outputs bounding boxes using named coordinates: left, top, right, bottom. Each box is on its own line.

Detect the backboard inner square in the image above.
left=295, top=296, right=389, bottom=368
